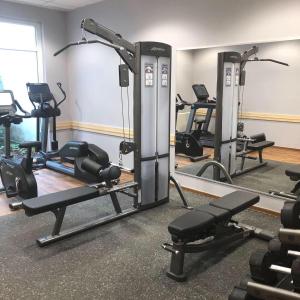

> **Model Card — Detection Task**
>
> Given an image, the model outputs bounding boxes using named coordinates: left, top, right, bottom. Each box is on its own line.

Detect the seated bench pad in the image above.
left=23, top=186, right=99, bottom=216
left=247, top=140, right=274, bottom=151
left=168, top=191, right=259, bottom=239
left=210, top=191, right=259, bottom=214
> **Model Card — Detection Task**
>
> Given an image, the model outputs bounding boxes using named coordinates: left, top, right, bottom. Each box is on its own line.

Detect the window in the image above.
left=0, top=18, right=43, bottom=149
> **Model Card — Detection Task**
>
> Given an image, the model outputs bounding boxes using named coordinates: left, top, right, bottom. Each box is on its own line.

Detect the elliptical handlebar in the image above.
left=176, top=94, right=191, bottom=106
left=56, top=82, right=66, bottom=107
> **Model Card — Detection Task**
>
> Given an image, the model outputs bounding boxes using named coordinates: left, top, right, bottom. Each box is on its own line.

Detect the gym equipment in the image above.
left=162, top=190, right=274, bottom=281
left=281, top=201, right=300, bottom=229
left=16, top=18, right=191, bottom=246
left=175, top=94, right=207, bottom=161
left=249, top=249, right=300, bottom=290
left=175, top=84, right=216, bottom=161
left=0, top=90, right=41, bottom=200
left=26, top=82, right=109, bottom=183
left=279, top=228, right=300, bottom=248
left=229, top=281, right=300, bottom=300
left=21, top=159, right=125, bottom=246
left=197, top=47, right=287, bottom=182
left=270, top=166, right=300, bottom=200
left=186, top=84, right=216, bottom=148
left=229, top=198, right=300, bottom=300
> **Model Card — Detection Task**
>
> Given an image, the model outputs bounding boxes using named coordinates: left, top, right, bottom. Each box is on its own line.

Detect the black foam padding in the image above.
left=168, top=211, right=214, bottom=239
left=286, top=166, right=300, bottom=179
left=22, top=186, right=99, bottom=216
left=167, top=191, right=258, bottom=239
left=210, top=191, right=259, bottom=215
left=196, top=204, right=231, bottom=222
left=247, top=140, right=274, bottom=151
left=19, top=141, right=42, bottom=149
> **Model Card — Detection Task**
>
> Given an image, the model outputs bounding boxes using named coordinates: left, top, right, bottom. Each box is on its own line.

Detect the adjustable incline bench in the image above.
left=162, top=190, right=274, bottom=281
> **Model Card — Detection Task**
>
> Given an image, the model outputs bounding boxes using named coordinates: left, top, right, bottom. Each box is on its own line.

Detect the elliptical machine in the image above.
left=0, top=90, right=41, bottom=201
left=26, top=82, right=111, bottom=183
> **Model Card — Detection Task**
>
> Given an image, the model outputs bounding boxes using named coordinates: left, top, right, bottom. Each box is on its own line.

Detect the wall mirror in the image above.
left=175, top=39, right=300, bottom=199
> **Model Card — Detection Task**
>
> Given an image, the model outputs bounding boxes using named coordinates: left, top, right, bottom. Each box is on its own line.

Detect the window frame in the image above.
left=0, top=16, right=44, bottom=83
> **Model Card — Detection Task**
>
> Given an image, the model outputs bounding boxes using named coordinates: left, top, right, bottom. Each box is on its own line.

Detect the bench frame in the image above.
left=33, top=181, right=140, bottom=246
left=162, top=221, right=255, bottom=281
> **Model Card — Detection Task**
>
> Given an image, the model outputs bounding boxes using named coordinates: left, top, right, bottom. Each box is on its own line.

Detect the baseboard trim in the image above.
left=190, top=110, right=300, bottom=123
left=57, top=120, right=176, bottom=145
left=170, top=182, right=280, bottom=217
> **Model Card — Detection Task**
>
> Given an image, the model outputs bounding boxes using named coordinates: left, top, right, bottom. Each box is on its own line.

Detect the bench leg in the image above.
left=291, top=181, right=300, bottom=195
left=52, top=207, right=66, bottom=236
left=259, top=151, right=263, bottom=163
left=110, top=192, right=122, bottom=214
left=167, top=242, right=187, bottom=282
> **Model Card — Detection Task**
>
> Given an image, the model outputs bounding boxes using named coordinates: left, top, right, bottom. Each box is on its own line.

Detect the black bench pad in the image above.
left=285, top=166, right=300, bottom=180
left=168, top=191, right=259, bottom=239
left=247, top=140, right=274, bottom=151
left=211, top=191, right=259, bottom=214
left=195, top=204, right=231, bottom=222
left=168, top=211, right=214, bottom=238
left=22, top=187, right=99, bottom=216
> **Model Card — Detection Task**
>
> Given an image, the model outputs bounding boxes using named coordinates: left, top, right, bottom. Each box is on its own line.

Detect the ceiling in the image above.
left=4, top=0, right=105, bottom=11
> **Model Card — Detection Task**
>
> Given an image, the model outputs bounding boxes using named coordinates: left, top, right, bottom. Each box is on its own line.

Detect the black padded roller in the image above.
left=82, top=157, right=102, bottom=176
left=250, top=133, right=266, bottom=143
left=98, top=166, right=121, bottom=182
left=82, top=158, right=121, bottom=181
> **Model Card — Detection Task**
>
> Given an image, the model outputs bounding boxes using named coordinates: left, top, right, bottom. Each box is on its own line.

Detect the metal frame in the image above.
left=17, top=18, right=192, bottom=247
left=36, top=181, right=139, bottom=246
left=208, top=47, right=288, bottom=181
left=162, top=222, right=254, bottom=281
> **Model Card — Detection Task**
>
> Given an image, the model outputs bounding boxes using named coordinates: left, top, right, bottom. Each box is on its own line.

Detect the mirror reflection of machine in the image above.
left=175, top=84, right=215, bottom=162
left=197, top=46, right=289, bottom=182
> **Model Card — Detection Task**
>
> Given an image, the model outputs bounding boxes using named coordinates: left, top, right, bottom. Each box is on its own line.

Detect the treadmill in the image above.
left=185, top=84, right=216, bottom=148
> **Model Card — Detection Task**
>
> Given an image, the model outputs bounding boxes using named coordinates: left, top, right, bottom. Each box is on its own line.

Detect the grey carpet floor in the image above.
left=0, top=188, right=280, bottom=300
left=177, top=159, right=296, bottom=194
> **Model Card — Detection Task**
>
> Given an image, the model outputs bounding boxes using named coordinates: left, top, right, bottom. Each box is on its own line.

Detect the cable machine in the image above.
left=55, top=18, right=186, bottom=209
left=197, top=46, right=288, bottom=182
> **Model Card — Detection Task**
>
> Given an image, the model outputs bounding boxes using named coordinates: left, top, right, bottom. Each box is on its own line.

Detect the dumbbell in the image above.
left=229, top=286, right=258, bottom=300
left=281, top=201, right=300, bottom=229
left=268, top=238, right=299, bottom=265
left=229, top=281, right=300, bottom=300
left=279, top=228, right=300, bottom=248
left=250, top=249, right=300, bottom=290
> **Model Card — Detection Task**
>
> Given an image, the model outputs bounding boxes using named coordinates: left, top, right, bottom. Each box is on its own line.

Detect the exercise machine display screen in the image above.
left=192, top=84, right=209, bottom=101
left=0, top=91, right=14, bottom=106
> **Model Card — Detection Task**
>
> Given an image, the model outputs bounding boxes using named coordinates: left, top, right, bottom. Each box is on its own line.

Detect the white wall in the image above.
left=177, top=40, right=300, bottom=148
left=0, top=0, right=72, bottom=142
left=65, top=0, right=300, bottom=210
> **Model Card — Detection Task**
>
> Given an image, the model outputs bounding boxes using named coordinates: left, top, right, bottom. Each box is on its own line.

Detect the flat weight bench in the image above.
left=237, top=133, right=274, bottom=175
left=22, top=181, right=139, bottom=246
left=162, top=190, right=274, bottom=281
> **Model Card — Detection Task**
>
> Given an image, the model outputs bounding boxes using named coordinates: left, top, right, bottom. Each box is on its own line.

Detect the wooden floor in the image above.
left=0, top=169, right=133, bottom=217
left=176, top=146, right=300, bottom=169
left=1, top=146, right=299, bottom=217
